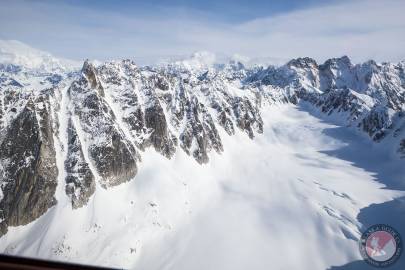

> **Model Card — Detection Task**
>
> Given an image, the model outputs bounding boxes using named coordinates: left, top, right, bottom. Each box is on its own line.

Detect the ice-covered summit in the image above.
left=0, top=40, right=80, bottom=72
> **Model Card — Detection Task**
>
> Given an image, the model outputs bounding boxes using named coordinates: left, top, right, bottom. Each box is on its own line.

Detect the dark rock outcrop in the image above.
left=65, top=119, right=95, bottom=208
left=232, top=97, right=263, bottom=139
left=179, top=96, right=223, bottom=164
left=0, top=98, right=57, bottom=236
left=144, top=101, right=177, bottom=158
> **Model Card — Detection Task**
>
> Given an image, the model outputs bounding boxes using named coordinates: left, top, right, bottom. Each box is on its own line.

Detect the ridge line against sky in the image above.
left=0, top=0, right=404, bottom=65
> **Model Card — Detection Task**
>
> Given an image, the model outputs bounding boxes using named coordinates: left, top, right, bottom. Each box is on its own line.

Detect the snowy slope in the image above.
left=1, top=104, right=404, bottom=270
left=0, top=41, right=405, bottom=269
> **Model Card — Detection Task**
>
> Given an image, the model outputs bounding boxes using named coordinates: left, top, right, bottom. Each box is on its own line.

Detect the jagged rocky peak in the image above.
left=82, top=59, right=95, bottom=76
left=321, top=55, right=352, bottom=68
left=82, top=60, right=102, bottom=90
left=287, top=57, right=318, bottom=69
left=67, top=60, right=139, bottom=189
left=245, top=55, right=405, bottom=142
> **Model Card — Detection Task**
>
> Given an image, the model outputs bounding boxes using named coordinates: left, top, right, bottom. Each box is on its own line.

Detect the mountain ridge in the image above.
left=0, top=42, right=404, bottom=238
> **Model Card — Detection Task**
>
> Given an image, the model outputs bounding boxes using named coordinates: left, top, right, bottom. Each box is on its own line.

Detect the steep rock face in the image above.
left=92, top=60, right=260, bottom=163
left=315, top=88, right=371, bottom=125
left=318, top=56, right=355, bottom=91
left=96, top=61, right=147, bottom=150
left=360, top=107, right=394, bottom=141
left=0, top=75, right=28, bottom=138
left=232, top=97, right=263, bottom=139
left=179, top=95, right=223, bottom=163
left=0, top=97, right=57, bottom=236
left=64, top=119, right=95, bottom=208
left=144, top=101, right=177, bottom=158
left=67, top=61, right=138, bottom=188
left=288, top=57, right=320, bottom=89
left=139, top=76, right=177, bottom=158
left=96, top=60, right=178, bottom=158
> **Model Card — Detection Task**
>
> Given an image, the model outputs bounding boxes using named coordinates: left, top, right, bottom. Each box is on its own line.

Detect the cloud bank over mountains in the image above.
left=0, top=0, right=404, bottom=65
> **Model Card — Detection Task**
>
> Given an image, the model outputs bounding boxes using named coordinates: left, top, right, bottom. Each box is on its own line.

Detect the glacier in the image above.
left=0, top=40, right=404, bottom=269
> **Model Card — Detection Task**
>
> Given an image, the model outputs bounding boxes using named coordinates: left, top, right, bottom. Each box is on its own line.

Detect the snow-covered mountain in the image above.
left=0, top=41, right=404, bottom=269
left=0, top=40, right=80, bottom=72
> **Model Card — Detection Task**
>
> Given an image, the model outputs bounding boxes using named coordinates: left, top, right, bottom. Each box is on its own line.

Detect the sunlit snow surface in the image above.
left=0, top=40, right=80, bottom=72
left=0, top=104, right=403, bottom=270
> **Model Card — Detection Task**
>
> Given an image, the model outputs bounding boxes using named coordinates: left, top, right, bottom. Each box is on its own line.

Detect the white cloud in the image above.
left=0, top=0, right=404, bottom=65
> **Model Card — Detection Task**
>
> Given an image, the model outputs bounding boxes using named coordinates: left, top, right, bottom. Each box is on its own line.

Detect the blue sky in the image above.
left=0, top=0, right=404, bottom=64
left=62, top=0, right=339, bottom=22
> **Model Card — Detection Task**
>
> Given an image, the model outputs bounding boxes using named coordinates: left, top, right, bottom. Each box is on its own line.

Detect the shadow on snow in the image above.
left=296, top=104, right=405, bottom=270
